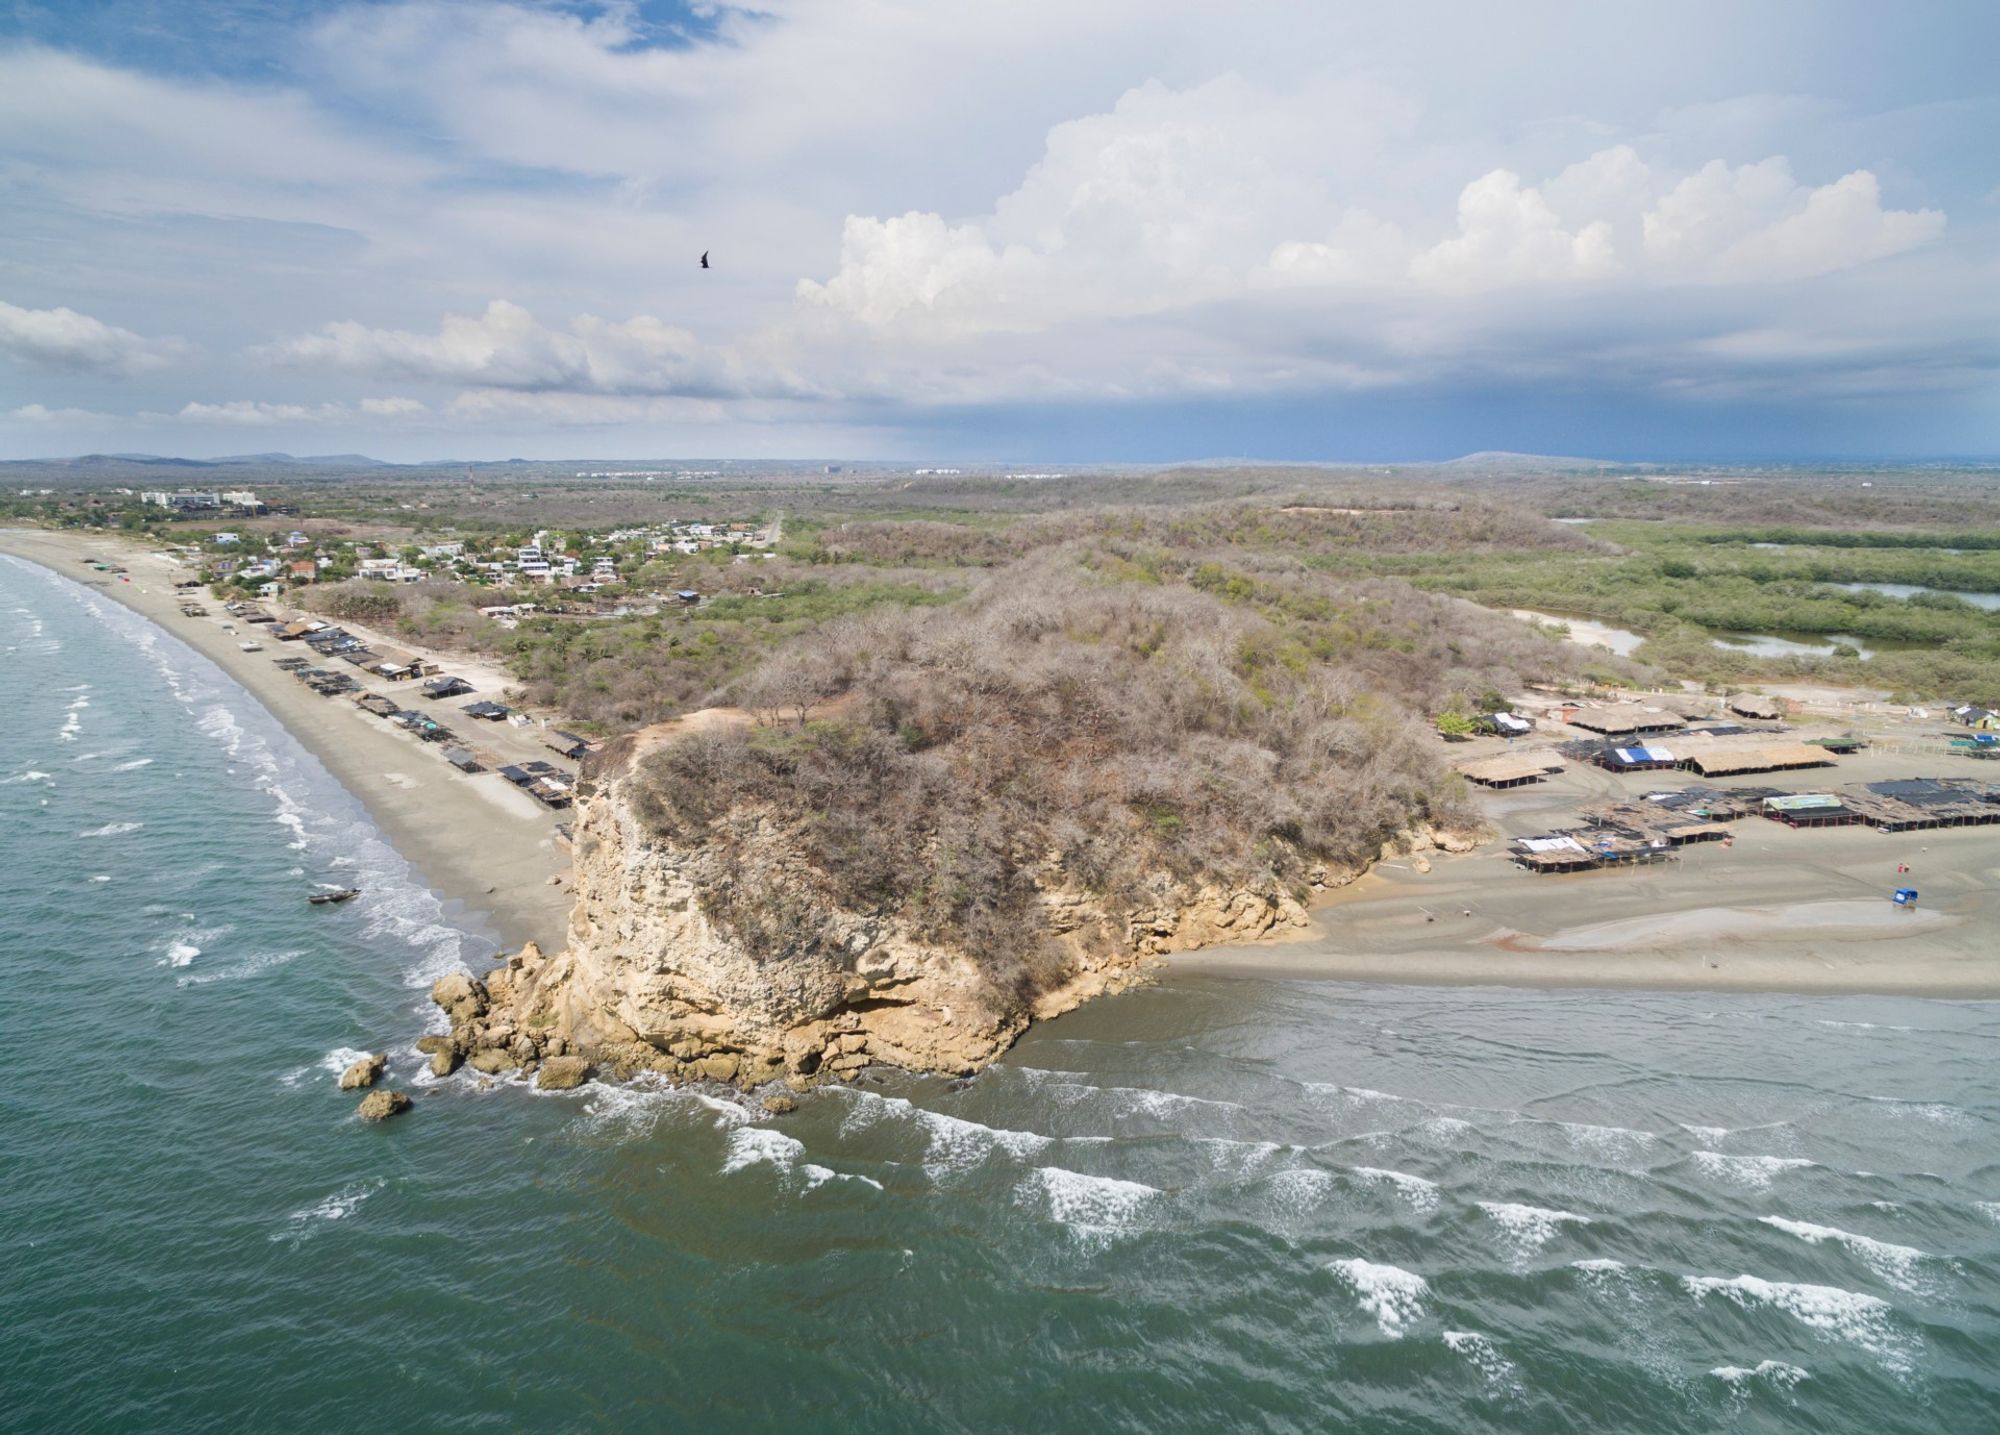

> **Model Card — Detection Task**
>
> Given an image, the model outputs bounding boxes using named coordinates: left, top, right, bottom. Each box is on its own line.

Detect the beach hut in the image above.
left=1457, top=753, right=1563, bottom=788
left=1596, top=744, right=1678, bottom=773
left=423, top=675, right=474, bottom=699
left=461, top=700, right=510, bottom=720
left=1564, top=704, right=1685, bottom=738
left=543, top=730, right=591, bottom=760
left=1675, top=740, right=1835, bottom=777
left=444, top=747, right=481, bottom=773
left=1726, top=693, right=1785, bottom=721
left=1761, top=793, right=1862, bottom=828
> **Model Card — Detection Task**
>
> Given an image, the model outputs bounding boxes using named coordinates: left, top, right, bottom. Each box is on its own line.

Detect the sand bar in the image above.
left=0, top=528, right=571, bottom=951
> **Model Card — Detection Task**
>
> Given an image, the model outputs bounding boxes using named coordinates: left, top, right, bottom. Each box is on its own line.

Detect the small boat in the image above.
left=307, top=888, right=361, bottom=905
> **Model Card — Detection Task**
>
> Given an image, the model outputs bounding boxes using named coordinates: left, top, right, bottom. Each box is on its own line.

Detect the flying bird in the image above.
left=699, top=251, right=709, bottom=269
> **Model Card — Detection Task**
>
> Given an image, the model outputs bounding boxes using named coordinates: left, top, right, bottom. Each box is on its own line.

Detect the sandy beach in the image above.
left=1178, top=745, right=2000, bottom=996
left=0, top=528, right=572, bottom=951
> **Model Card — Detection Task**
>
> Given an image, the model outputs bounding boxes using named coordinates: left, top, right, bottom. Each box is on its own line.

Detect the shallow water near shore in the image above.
left=6, top=554, right=2000, bottom=1433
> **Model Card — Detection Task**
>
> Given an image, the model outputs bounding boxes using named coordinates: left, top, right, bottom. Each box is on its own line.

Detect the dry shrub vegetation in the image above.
left=630, top=538, right=1609, bottom=974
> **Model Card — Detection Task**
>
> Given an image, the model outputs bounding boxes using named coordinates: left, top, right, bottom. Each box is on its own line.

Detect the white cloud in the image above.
left=1644, top=160, right=1944, bottom=281
left=261, top=300, right=755, bottom=396
left=1409, top=170, right=1618, bottom=290
left=9, top=402, right=114, bottom=422
left=0, top=299, right=185, bottom=375
left=0, top=5, right=1984, bottom=453
left=174, top=398, right=426, bottom=426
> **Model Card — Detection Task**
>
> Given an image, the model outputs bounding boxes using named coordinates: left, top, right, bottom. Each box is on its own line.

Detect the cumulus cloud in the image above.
left=800, top=71, right=1946, bottom=346
left=0, top=299, right=185, bottom=375
left=259, top=300, right=772, bottom=397
left=1409, top=170, right=1618, bottom=290
left=0, top=4, right=1982, bottom=452
left=1644, top=159, right=1944, bottom=281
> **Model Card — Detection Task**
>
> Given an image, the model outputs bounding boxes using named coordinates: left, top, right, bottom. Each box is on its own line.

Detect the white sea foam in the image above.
left=1412, top=1115, right=1475, bottom=1141
left=177, top=950, right=301, bottom=986
left=1442, top=1331, right=1521, bottom=1394
left=112, top=757, right=154, bottom=771
left=1016, top=1166, right=1160, bottom=1241
left=1330, top=1258, right=1428, bottom=1339
left=1259, top=1167, right=1338, bottom=1217
left=89, top=873, right=110, bottom=882
left=2, top=770, right=52, bottom=784
left=722, top=1126, right=805, bottom=1175
left=1550, top=1120, right=1656, bottom=1156
left=1759, top=1217, right=1931, bottom=1292
left=1480, top=1201, right=1593, bottom=1256
left=1692, top=1151, right=1816, bottom=1189
left=838, top=1090, right=1050, bottom=1179
left=1976, top=1201, right=2000, bottom=1224
left=1683, top=1275, right=1909, bottom=1374
left=1349, top=1166, right=1441, bottom=1213
left=164, top=941, right=200, bottom=967
left=801, top=1164, right=883, bottom=1193
left=79, top=820, right=143, bottom=837
left=1710, top=1360, right=1808, bottom=1390
left=271, top=1181, right=383, bottom=1242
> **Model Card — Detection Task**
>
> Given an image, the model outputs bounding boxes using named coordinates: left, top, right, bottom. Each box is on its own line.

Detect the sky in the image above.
left=1, top=0, right=1996, bottom=463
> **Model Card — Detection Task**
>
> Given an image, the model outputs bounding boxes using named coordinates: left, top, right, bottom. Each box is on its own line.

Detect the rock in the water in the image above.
left=761, top=1094, right=797, bottom=1115
left=337, top=1052, right=387, bottom=1090
left=414, top=1035, right=450, bottom=1055
left=357, top=1089, right=411, bottom=1122
left=429, top=1047, right=461, bottom=1078
left=467, top=1047, right=513, bottom=1075
left=536, top=1055, right=591, bottom=1090
left=695, top=1053, right=741, bottom=1084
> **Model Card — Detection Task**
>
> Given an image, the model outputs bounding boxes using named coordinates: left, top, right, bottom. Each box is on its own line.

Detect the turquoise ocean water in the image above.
left=4, top=551, right=1999, bottom=1433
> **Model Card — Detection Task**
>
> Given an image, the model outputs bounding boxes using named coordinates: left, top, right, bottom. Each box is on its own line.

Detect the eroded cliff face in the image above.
left=431, top=767, right=1476, bottom=1088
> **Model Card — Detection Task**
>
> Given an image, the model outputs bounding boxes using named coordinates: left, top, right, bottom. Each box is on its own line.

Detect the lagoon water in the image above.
left=6, top=553, right=2000, bottom=1433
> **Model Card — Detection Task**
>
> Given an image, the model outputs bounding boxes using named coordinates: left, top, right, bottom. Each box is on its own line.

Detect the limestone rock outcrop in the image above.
left=338, top=1052, right=387, bottom=1090
left=357, top=1089, right=411, bottom=1121
left=419, top=759, right=1480, bottom=1089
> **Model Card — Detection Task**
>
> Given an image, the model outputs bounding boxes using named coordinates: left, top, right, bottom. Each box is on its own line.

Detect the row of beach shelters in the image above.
left=1457, top=752, right=1564, bottom=788
left=1589, top=735, right=1837, bottom=778
left=1951, top=704, right=2000, bottom=730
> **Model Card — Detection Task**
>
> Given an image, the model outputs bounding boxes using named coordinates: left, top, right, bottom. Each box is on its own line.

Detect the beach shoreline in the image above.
left=0, top=528, right=571, bottom=953
left=10, top=524, right=1998, bottom=1002
left=1175, top=747, right=2000, bottom=998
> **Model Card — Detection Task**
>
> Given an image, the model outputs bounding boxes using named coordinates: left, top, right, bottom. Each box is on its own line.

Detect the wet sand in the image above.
left=1179, top=747, right=2000, bottom=997
left=0, top=529, right=571, bottom=951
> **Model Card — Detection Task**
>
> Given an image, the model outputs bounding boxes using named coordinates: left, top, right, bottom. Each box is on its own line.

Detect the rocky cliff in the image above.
left=429, top=752, right=1479, bottom=1089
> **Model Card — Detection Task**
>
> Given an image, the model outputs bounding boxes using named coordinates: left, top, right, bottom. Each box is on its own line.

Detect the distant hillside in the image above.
left=1440, top=451, right=1641, bottom=472
left=3, top=451, right=392, bottom=473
